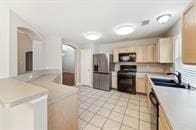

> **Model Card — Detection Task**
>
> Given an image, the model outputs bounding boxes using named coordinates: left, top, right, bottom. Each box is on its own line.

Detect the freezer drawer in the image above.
left=93, top=73, right=111, bottom=91
left=99, top=74, right=111, bottom=91
left=93, top=73, right=100, bottom=89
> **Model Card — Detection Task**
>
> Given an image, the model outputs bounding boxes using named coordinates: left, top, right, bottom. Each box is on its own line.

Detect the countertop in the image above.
left=28, top=74, right=78, bottom=104
left=0, top=70, right=79, bottom=108
left=0, top=78, right=49, bottom=109
left=147, top=74, right=196, bottom=130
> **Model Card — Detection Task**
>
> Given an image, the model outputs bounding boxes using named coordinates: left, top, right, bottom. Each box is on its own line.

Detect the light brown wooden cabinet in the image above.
left=136, top=46, right=147, bottom=63
left=155, top=38, right=174, bottom=63
left=129, top=46, right=136, bottom=53
left=145, top=76, right=173, bottom=130
left=112, top=44, right=155, bottom=63
left=182, top=2, right=196, bottom=64
left=146, top=44, right=155, bottom=62
left=113, top=49, right=119, bottom=62
left=159, top=106, right=172, bottom=130
left=136, top=77, right=146, bottom=93
left=48, top=93, right=78, bottom=130
left=145, top=76, right=153, bottom=110
left=119, top=47, right=130, bottom=53
left=112, top=76, right=117, bottom=89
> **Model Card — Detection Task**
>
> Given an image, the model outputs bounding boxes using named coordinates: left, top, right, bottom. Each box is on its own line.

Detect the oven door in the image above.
left=117, top=72, right=136, bottom=94
left=149, top=91, right=159, bottom=130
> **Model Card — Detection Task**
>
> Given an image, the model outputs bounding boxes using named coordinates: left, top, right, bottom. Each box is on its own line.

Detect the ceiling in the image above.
left=6, top=0, right=191, bottom=44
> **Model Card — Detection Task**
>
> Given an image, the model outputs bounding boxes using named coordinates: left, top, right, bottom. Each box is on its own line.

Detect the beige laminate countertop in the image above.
left=147, top=74, right=196, bottom=130
left=0, top=78, right=49, bottom=109
left=28, top=74, right=79, bottom=104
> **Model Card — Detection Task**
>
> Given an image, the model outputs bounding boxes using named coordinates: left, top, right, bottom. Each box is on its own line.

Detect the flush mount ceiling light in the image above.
left=84, top=32, right=102, bottom=40
left=114, top=24, right=135, bottom=35
left=157, top=14, right=171, bottom=24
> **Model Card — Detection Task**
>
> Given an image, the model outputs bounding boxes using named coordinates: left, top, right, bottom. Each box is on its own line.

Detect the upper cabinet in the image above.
left=155, top=38, right=174, bottom=63
left=119, top=47, right=131, bottom=53
left=113, top=49, right=119, bottom=62
left=112, top=38, right=173, bottom=63
left=146, top=44, right=155, bottom=63
left=182, top=2, right=196, bottom=64
left=136, top=46, right=147, bottom=63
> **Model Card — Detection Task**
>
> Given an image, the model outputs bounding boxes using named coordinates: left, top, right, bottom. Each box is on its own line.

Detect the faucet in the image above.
left=167, top=72, right=182, bottom=85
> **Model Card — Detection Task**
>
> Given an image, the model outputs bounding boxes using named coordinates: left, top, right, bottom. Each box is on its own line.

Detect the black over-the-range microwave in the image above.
left=119, top=53, right=136, bottom=62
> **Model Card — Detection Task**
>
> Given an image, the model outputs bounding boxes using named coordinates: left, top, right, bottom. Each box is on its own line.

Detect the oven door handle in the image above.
left=149, top=92, right=158, bottom=107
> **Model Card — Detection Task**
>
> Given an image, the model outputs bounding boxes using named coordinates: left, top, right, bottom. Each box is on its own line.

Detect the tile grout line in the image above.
left=79, top=86, right=152, bottom=130
left=101, top=92, right=122, bottom=130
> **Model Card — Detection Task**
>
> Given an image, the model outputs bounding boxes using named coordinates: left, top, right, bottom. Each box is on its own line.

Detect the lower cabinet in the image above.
left=112, top=76, right=117, bottom=89
left=159, top=106, right=172, bottom=130
left=146, top=76, right=152, bottom=110
left=113, top=49, right=119, bottom=62
left=136, top=78, right=146, bottom=93
left=48, top=93, right=78, bottom=130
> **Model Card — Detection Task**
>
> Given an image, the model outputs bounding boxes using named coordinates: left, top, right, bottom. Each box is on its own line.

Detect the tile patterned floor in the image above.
left=78, top=86, right=155, bottom=130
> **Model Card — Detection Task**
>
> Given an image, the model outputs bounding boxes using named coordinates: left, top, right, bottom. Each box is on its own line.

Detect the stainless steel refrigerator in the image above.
left=93, top=53, right=112, bottom=91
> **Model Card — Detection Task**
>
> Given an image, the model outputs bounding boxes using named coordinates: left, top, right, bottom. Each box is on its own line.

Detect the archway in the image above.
left=17, top=27, right=43, bottom=75
left=62, top=44, right=76, bottom=86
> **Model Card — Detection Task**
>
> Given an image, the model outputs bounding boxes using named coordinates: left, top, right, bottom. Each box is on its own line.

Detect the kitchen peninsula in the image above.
left=0, top=70, right=79, bottom=130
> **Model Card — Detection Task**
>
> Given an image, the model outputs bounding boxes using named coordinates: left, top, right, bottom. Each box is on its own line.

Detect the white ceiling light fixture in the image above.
left=157, top=14, right=171, bottom=24
left=114, top=24, right=135, bottom=35
left=84, top=32, right=102, bottom=40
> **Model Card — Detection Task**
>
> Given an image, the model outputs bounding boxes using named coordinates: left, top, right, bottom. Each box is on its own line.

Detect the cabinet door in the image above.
left=146, top=45, right=155, bottom=63
left=129, top=46, right=136, bottom=53
left=119, top=48, right=130, bottom=53
left=112, top=76, right=117, bottom=89
left=136, top=46, right=147, bottom=62
left=159, top=106, right=172, bottom=130
left=159, top=38, right=174, bottom=63
left=146, top=78, right=152, bottom=110
left=136, top=78, right=146, bottom=93
left=113, top=49, right=119, bottom=62
left=155, top=42, right=160, bottom=62
left=183, top=3, right=196, bottom=64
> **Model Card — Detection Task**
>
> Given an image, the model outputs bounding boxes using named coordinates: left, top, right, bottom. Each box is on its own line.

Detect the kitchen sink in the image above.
left=153, top=82, right=186, bottom=88
left=151, top=78, right=186, bottom=89
left=151, top=78, right=176, bottom=84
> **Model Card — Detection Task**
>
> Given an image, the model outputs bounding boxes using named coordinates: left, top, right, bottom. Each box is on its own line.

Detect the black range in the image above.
left=117, top=65, right=137, bottom=94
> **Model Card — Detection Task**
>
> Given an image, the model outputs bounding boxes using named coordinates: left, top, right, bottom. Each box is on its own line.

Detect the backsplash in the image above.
left=114, top=63, right=173, bottom=74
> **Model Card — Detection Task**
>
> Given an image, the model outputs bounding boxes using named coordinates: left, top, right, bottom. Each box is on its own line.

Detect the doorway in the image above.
left=26, top=51, right=33, bottom=72
left=80, top=48, right=93, bottom=87
left=17, top=29, right=33, bottom=75
left=62, top=44, right=76, bottom=86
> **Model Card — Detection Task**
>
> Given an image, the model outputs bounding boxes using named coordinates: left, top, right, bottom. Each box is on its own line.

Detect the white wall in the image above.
left=0, top=5, right=10, bottom=78
left=165, top=20, right=181, bottom=37
left=0, top=9, right=44, bottom=78
left=44, top=37, right=62, bottom=70
left=44, top=38, right=82, bottom=84
left=33, top=40, right=45, bottom=70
